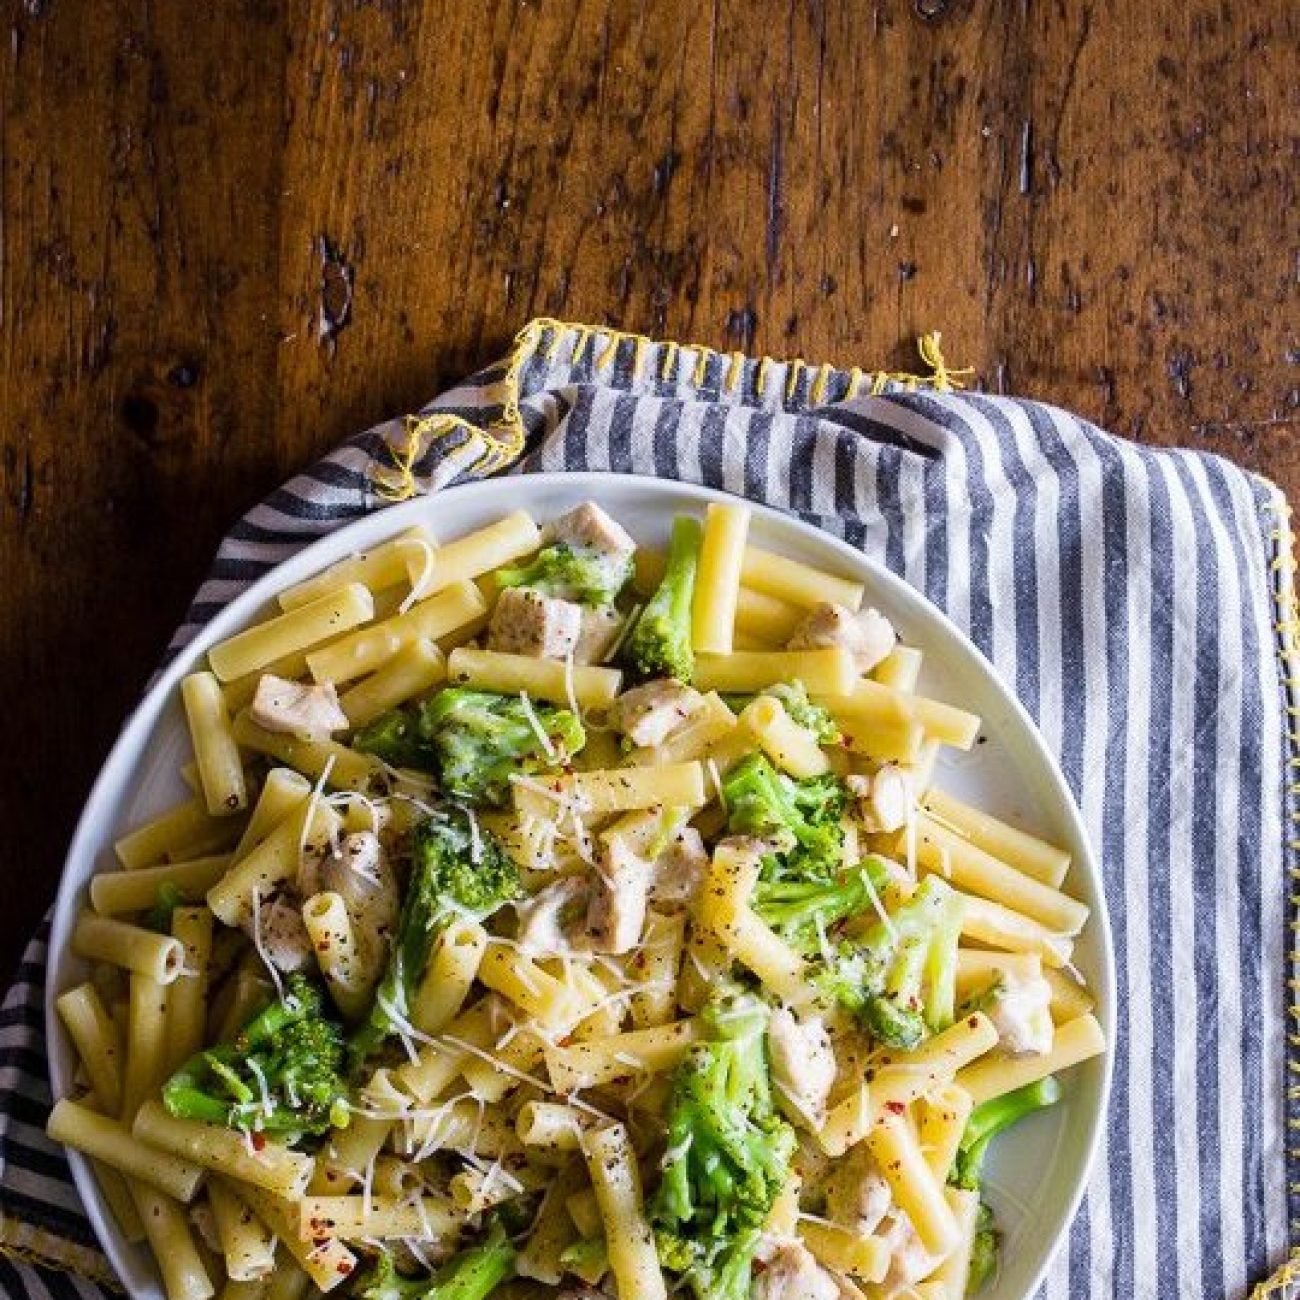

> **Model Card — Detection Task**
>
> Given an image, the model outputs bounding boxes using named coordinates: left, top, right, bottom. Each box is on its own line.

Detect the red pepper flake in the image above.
left=885, top=1100, right=906, bottom=1115
left=250, top=1132, right=266, bottom=1151
left=337, top=1261, right=354, bottom=1275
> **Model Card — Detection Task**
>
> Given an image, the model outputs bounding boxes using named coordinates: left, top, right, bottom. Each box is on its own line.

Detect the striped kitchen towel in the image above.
left=1, top=317, right=1295, bottom=1299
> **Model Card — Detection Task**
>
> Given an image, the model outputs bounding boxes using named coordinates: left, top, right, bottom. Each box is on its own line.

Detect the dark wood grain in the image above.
left=1, top=0, right=1296, bottom=965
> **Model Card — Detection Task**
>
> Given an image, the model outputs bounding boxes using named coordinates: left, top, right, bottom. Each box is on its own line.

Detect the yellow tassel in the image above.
left=1250, top=1245, right=1300, bottom=1299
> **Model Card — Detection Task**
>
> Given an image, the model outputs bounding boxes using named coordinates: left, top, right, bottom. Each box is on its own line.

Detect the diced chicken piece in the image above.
left=753, top=1238, right=841, bottom=1300
left=188, top=1202, right=221, bottom=1254
left=647, top=826, right=708, bottom=906
left=573, top=605, right=623, bottom=665
left=546, top=501, right=636, bottom=564
left=987, top=968, right=1055, bottom=1056
left=824, top=1146, right=893, bottom=1236
left=767, top=1008, right=837, bottom=1130
left=586, top=838, right=652, bottom=954
left=487, top=587, right=583, bottom=659
left=877, top=1210, right=936, bottom=1292
left=847, top=765, right=912, bottom=834
left=300, top=831, right=400, bottom=970
left=787, top=602, right=898, bottom=675
left=610, top=678, right=706, bottom=749
left=516, top=877, right=591, bottom=956
left=251, top=674, right=349, bottom=741
left=251, top=891, right=313, bottom=972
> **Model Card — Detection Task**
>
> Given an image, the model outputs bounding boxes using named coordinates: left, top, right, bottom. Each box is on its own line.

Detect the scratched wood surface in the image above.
left=0, top=0, right=1296, bottom=963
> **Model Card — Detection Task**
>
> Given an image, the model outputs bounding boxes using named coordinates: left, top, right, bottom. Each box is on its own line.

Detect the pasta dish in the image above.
left=49, top=498, right=1104, bottom=1300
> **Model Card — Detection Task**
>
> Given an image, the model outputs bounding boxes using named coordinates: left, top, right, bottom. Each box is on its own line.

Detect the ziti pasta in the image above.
left=52, top=497, right=1103, bottom=1300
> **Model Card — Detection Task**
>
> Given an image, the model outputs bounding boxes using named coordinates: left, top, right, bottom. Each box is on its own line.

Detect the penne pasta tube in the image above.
left=308, top=1115, right=392, bottom=1194
left=404, top=510, right=541, bottom=597
left=740, top=695, right=830, bottom=777
left=230, top=711, right=383, bottom=792
left=959, top=893, right=1073, bottom=968
left=182, top=672, right=249, bottom=815
left=798, top=1217, right=889, bottom=1282
left=516, top=1160, right=587, bottom=1284
left=692, top=502, right=751, bottom=653
left=131, top=1183, right=214, bottom=1300
left=814, top=682, right=926, bottom=763
left=301, top=892, right=371, bottom=1021
left=209, top=1180, right=277, bottom=1282
left=133, top=1100, right=315, bottom=1197
left=168, top=907, right=213, bottom=1071
left=402, top=1101, right=516, bottom=1159
left=512, top=762, right=707, bottom=818
left=298, top=1195, right=460, bottom=1242
left=90, top=855, right=232, bottom=916
left=630, top=911, right=686, bottom=1028
left=866, top=1112, right=961, bottom=1256
left=307, top=580, right=486, bottom=685
left=865, top=1013, right=1001, bottom=1127
left=221, top=651, right=313, bottom=713
left=262, top=1255, right=311, bottom=1300
left=73, top=912, right=184, bottom=984
left=56, top=983, right=123, bottom=1116
left=395, top=998, right=496, bottom=1103
left=544, top=1019, right=697, bottom=1092
left=694, top=647, right=858, bottom=696
left=954, top=949, right=1043, bottom=1000
left=922, top=786, right=1071, bottom=888
left=477, top=944, right=582, bottom=1030
left=516, top=1101, right=591, bottom=1153
left=734, top=585, right=805, bottom=645
left=115, top=797, right=246, bottom=869
left=237, top=1186, right=357, bottom=1292
left=914, top=814, right=1089, bottom=935
left=231, top=769, right=313, bottom=861
left=410, top=918, right=488, bottom=1034
left=278, top=528, right=437, bottom=611
left=1042, top=964, right=1097, bottom=1023
left=337, top=636, right=446, bottom=727
left=95, top=1163, right=146, bottom=1242
left=872, top=644, right=924, bottom=692
left=208, top=583, right=375, bottom=682
left=446, top=646, right=623, bottom=709
left=928, top=1187, right=982, bottom=1296
left=917, top=1083, right=975, bottom=1183
left=581, top=1123, right=667, bottom=1300
left=956, top=1013, right=1106, bottom=1105
left=565, top=1185, right=603, bottom=1240
left=46, top=1099, right=203, bottom=1201
left=206, top=800, right=344, bottom=928
left=741, top=545, right=865, bottom=610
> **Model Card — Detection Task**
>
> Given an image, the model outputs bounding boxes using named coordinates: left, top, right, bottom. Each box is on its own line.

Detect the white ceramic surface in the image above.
left=46, top=472, right=1115, bottom=1299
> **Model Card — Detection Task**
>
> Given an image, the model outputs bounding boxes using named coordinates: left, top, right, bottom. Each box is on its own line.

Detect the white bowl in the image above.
left=46, top=471, right=1114, bottom=1299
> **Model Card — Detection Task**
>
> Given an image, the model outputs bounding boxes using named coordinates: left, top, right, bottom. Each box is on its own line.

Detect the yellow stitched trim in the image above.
left=1250, top=1245, right=1300, bottom=1299
left=1265, top=488, right=1300, bottom=1257
left=0, top=1214, right=122, bottom=1289
left=371, top=317, right=968, bottom=501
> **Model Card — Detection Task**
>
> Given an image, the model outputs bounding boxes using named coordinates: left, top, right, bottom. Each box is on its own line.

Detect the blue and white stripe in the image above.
left=0, top=319, right=1292, bottom=1298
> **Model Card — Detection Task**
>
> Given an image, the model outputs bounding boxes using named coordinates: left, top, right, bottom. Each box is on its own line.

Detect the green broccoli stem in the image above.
left=426, top=1218, right=516, bottom=1300
left=967, top=1201, right=998, bottom=1292
left=624, top=514, right=702, bottom=681
left=953, top=1076, right=1063, bottom=1192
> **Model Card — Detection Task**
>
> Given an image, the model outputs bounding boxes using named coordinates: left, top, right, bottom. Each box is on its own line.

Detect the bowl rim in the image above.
left=46, top=469, right=1115, bottom=1299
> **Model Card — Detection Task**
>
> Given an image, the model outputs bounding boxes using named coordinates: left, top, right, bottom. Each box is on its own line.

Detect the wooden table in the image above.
left=1, top=1, right=1294, bottom=963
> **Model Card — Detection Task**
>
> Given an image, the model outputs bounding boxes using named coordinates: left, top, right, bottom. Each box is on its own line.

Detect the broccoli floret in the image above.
left=753, top=856, right=893, bottom=953
left=496, top=541, right=632, bottom=606
left=761, top=682, right=841, bottom=744
left=968, top=1201, right=998, bottom=1293
left=162, top=973, right=348, bottom=1142
left=349, top=809, right=520, bottom=1068
left=353, top=708, right=430, bottom=770
left=721, top=753, right=846, bottom=882
left=416, top=688, right=586, bottom=806
left=951, top=1078, right=1061, bottom=1294
left=650, top=992, right=796, bottom=1300
left=145, top=882, right=185, bottom=934
left=814, top=875, right=965, bottom=1050
left=358, top=1217, right=516, bottom=1300
left=952, top=1076, right=1062, bottom=1192
left=623, top=515, right=702, bottom=682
